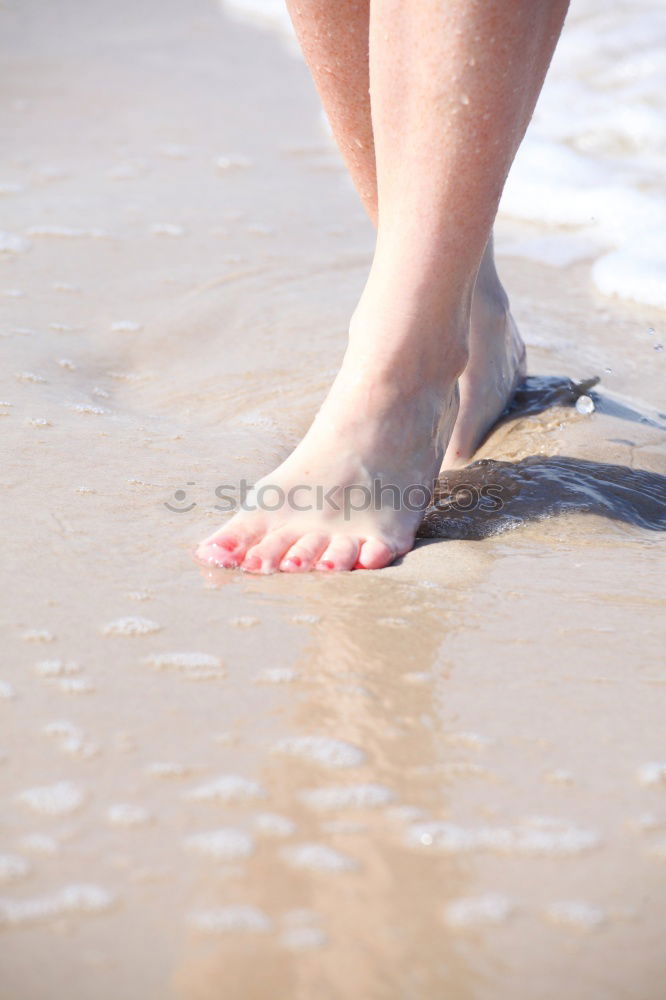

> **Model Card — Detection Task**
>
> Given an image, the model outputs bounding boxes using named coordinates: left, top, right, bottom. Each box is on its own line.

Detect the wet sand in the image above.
left=1, top=1, right=665, bottom=998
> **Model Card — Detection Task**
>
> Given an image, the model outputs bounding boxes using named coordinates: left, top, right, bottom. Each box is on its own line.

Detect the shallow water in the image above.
left=1, top=1, right=665, bottom=998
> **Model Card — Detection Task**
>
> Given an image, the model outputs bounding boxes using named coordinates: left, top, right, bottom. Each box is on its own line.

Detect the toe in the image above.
left=355, top=537, right=396, bottom=570
left=279, top=533, right=330, bottom=573
left=195, top=524, right=261, bottom=568
left=240, top=530, right=299, bottom=575
left=315, top=535, right=360, bottom=572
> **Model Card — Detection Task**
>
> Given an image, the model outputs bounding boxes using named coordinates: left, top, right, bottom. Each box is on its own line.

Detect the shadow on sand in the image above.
left=418, top=376, right=666, bottom=540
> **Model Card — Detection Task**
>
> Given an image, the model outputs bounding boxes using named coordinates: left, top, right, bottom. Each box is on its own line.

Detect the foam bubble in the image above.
left=0, top=854, right=30, bottom=884
left=0, top=884, right=115, bottom=927
left=58, top=677, right=95, bottom=694
left=253, top=812, right=296, bottom=837
left=545, top=900, right=606, bottom=931
left=110, top=320, right=143, bottom=335
left=35, top=659, right=80, bottom=677
left=18, top=834, right=59, bottom=855
left=188, top=905, right=272, bottom=933
left=28, top=418, right=52, bottom=428
left=150, top=223, right=185, bottom=236
left=215, top=154, right=253, bottom=171
left=68, top=404, right=108, bottom=416
left=145, top=652, right=223, bottom=674
left=228, top=616, right=260, bottom=627
left=0, top=232, right=30, bottom=254
left=0, top=681, right=16, bottom=699
left=145, top=762, right=192, bottom=779
left=15, top=372, right=46, bottom=384
left=184, top=828, right=255, bottom=861
left=443, top=894, right=515, bottom=928
left=279, top=926, right=327, bottom=951
left=290, top=614, right=321, bottom=624
left=274, top=736, right=366, bottom=769
left=107, top=804, right=152, bottom=827
left=299, top=783, right=394, bottom=810
left=43, top=720, right=98, bottom=759
left=18, top=781, right=85, bottom=815
left=102, top=617, right=162, bottom=637
left=0, top=183, right=24, bottom=195
left=280, top=843, right=358, bottom=872
left=637, top=762, right=666, bottom=787
left=407, top=817, right=600, bottom=856
left=26, top=225, right=110, bottom=239
left=255, top=668, right=298, bottom=684
left=185, top=775, right=265, bottom=803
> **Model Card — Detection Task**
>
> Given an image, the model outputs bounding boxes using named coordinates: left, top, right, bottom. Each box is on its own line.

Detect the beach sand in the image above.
left=1, top=1, right=665, bottom=997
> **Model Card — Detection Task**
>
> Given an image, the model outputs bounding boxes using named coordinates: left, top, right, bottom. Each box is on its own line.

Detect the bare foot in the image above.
left=196, top=305, right=466, bottom=574
left=443, top=274, right=526, bottom=468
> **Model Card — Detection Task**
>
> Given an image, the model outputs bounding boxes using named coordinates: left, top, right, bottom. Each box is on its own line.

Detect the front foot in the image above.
left=195, top=366, right=460, bottom=574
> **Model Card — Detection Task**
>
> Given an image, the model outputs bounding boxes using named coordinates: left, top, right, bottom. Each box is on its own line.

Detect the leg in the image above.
left=196, top=0, right=568, bottom=573
left=283, top=0, right=531, bottom=464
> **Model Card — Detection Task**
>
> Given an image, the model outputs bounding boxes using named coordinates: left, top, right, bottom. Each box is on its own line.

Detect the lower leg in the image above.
left=196, top=0, right=567, bottom=573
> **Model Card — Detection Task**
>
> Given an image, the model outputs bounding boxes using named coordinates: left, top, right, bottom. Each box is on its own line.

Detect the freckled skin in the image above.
left=196, top=0, right=568, bottom=574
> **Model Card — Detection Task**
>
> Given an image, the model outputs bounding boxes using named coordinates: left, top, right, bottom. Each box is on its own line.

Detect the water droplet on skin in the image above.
left=460, top=94, right=470, bottom=106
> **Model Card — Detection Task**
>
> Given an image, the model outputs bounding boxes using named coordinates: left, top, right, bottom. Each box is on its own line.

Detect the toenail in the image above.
left=242, top=555, right=262, bottom=572
left=316, top=560, right=335, bottom=571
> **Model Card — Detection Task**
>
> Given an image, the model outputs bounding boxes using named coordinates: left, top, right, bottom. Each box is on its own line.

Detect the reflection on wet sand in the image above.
left=175, top=577, right=478, bottom=1000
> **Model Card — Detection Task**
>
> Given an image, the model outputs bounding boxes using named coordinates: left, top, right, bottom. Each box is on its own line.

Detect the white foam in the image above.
left=43, top=720, right=98, bottom=759
left=35, top=659, right=81, bottom=676
left=290, top=614, right=321, bottom=624
left=28, top=418, right=52, bottom=428
left=68, top=404, right=108, bottom=416
left=146, top=762, right=192, bottom=779
left=0, top=182, right=24, bottom=195
left=215, top=154, right=253, bottom=171
left=0, top=232, right=30, bottom=254
left=273, top=736, right=366, bottom=769
left=637, top=762, right=666, bottom=787
left=188, top=905, right=272, bottom=933
left=110, top=320, right=143, bottom=333
left=254, top=668, right=298, bottom=684
left=151, top=223, right=185, bottom=236
left=228, top=615, right=260, bottom=627
left=18, top=780, right=85, bottom=815
left=253, top=812, right=296, bottom=837
left=107, top=803, right=152, bottom=827
left=0, top=680, right=16, bottom=699
left=184, top=828, right=255, bottom=861
left=299, top=783, right=394, bottom=810
left=279, top=926, right=327, bottom=951
left=103, top=617, right=162, bottom=636
left=26, top=225, right=110, bottom=239
left=15, top=372, right=47, bottom=384
left=0, top=854, right=30, bottom=884
left=18, top=834, right=59, bottom=855
left=0, top=884, right=115, bottom=927
left=407, top=817, right=601, bottom=856
left=443, top=894, right=515, bottom=928
left=545, top=900, right=606, bottom=930
left=186, top=775, right=265, bottom=802
left=145, top=652, right=223, bottom=673
left=59, top=677, right=95, bottom=694
left=280, top=843, right=358, bottom=872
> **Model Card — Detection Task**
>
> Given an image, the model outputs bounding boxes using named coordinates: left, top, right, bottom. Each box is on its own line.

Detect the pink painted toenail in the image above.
left=242, top=554, right=262, bottom=572
left=316, top=560, right=335, bottom=571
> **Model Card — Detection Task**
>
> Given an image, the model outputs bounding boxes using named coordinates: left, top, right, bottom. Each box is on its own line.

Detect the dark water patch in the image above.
left=418, top=457, right=666, bottom=540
